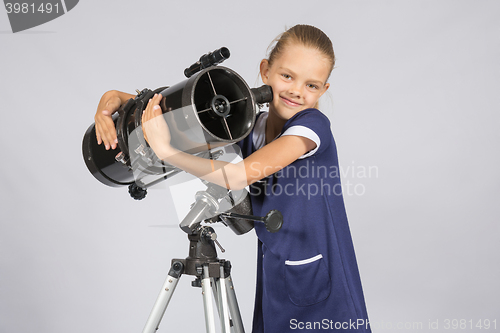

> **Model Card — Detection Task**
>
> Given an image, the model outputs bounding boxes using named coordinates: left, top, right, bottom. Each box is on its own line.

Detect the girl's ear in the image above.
left=319, top=82, right=330, bottom=97
left=260, top=59, right=270, bottom=84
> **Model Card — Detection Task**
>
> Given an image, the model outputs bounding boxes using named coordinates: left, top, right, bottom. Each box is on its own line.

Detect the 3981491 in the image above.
left=5, top=2, right=60, bottom=14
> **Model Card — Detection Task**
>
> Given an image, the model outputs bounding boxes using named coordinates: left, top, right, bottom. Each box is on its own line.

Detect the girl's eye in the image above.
left=307, top=84, right=319, bottom=90
left=281, top=74, right=292, bottom=80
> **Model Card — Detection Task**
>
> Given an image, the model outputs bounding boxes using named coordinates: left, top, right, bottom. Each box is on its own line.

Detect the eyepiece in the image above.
left=184, top=47, right=231, bottom=78
left=211, top=47, right=230, bottom=64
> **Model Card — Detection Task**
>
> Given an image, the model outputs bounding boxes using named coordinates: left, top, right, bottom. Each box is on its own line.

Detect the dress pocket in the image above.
left=284, top=254, right=331, bottom=306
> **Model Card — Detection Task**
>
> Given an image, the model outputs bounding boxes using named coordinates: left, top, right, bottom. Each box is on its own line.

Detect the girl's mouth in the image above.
left=280, top=96, right=301, bottom=107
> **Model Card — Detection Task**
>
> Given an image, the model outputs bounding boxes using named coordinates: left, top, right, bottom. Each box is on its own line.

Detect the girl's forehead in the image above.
left=272, top=44, right=331, bottom=81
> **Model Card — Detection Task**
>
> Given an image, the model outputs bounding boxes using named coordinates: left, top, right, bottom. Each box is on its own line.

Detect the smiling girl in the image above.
left=96, top=24, right=371, bottom=332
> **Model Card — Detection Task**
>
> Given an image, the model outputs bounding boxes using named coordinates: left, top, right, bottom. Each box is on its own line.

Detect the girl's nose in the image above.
left=287, top=82, right=303, bottom=97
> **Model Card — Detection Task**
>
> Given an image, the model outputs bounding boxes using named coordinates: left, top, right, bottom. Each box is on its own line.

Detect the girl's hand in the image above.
left=141, top=93, right=172, bottom=159
left=95, top=90, right=131, bottom=150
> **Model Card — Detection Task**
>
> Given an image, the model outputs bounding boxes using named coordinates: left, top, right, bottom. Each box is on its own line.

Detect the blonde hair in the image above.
left=267, top=24, right=335, bottom=79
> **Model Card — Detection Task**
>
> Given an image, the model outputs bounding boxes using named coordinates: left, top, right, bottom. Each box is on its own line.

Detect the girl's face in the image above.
left=260, top=43, right=331, bottom=121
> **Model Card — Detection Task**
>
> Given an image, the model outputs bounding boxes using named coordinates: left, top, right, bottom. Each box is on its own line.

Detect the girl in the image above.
left=95, top=24, right=371, bottom=332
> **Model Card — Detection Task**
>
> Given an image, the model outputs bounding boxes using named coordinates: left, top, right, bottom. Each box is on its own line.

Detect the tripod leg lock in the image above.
left=168, top=261, right=184, bottom=279
left=223, top=260, right=232, bottom=279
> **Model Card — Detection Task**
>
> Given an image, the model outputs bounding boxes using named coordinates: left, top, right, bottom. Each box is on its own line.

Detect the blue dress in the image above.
left=237, top=109, right=371, bottom=332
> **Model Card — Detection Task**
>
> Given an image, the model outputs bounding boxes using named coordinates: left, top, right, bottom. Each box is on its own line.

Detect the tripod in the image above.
left=141, top=182, right=283, bottom=333
left=142, top=226, right=245, bottom=333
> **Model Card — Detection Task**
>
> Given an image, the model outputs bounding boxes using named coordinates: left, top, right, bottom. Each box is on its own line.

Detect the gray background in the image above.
left=1, top=1, right=499, bottom=332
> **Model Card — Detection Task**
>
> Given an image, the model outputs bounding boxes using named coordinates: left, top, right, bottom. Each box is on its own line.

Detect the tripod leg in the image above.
left=216, top=265, right=231, bottom=333
left=211, top=278, right=220, bottom=315
left=202, top=265, right=217, bottom=333
left=142, top=261, right=183, bottom=333
left=224, top=268, right=245, bottom=333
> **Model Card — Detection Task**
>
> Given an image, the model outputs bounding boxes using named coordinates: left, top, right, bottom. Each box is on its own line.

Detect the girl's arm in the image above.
left=142, top=94, right=316, bottom=190
left=95, top=90, right=136, bottom=150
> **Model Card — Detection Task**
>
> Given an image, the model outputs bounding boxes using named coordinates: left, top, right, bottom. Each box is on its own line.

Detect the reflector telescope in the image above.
left=82, top=48, right=272, bottom=193
left=81, top=47, right=276, bottom=235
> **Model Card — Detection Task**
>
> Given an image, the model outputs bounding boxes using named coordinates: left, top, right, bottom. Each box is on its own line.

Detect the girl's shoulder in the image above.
left=281, top=108, right=334, bottom=157
left=282, top=108, right=332, bottom=140
left=283, top=108, right=331, bottom=131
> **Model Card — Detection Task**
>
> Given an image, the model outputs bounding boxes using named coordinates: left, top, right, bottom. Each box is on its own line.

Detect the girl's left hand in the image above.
left=141, top=93, right=171, bottom=159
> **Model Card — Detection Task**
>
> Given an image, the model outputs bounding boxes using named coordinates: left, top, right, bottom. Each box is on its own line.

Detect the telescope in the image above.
left=83, top=47, right=271, bottom=191
left=82, top=47, right=278, bottom=235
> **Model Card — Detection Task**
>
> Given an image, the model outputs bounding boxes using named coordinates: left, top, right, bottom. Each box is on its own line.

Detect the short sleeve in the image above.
left=280, top=109, right=332, bottom=158
left=281, top=126, right=321, bottom=159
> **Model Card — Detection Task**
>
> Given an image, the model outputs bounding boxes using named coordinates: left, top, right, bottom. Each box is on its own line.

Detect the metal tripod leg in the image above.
left=142, top=261, right=184, bottom=333
left=202, top=265, right=217, bottom=333
left=216, top=265, right=231, bottom=333
left=211, top=262, right=245, bottom=333
left=224, top=273, right=244, bottom=333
